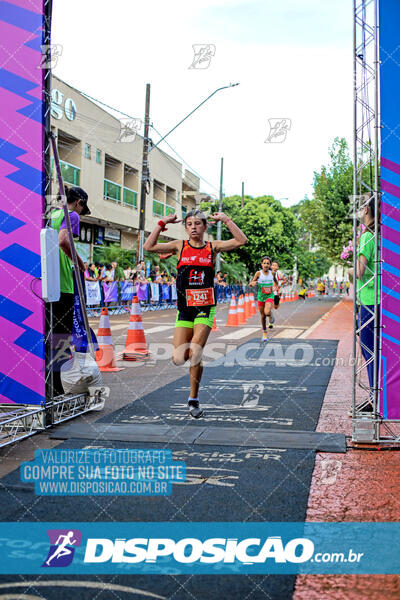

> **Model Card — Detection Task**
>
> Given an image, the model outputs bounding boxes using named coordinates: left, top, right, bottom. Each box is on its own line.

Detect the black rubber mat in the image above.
left=51, top=423, right=346, bottom=452
left=93, top=338, right=338, bottom=433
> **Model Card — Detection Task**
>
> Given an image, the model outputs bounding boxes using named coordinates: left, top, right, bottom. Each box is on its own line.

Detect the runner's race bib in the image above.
left=261, top=286, right=273, bottom=295
left=186, top=288, right=215, bottom=307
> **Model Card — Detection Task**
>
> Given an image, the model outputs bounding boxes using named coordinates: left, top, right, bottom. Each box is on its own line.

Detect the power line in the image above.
left=150, top=123, right=219, bottom=193
left=56, top=79, right=142, bottom=121
left=53, top=82, right=219, bottom=195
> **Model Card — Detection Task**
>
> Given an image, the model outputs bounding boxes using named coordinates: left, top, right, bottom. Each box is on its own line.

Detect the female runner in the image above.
left=144, top=210, right=247, bottom=418
left=250, top=256, right=278, bottom=341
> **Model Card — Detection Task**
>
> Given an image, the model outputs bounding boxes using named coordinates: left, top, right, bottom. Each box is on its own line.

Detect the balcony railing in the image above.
left=123, top=187, right=137, bottom=208
left=104, top=179, right=121, bottom=203
left=153, top=199, right=164, bottom=217
left=53, top=159, right=81, bottom=186
left=152, top=199, right=175, bottom=217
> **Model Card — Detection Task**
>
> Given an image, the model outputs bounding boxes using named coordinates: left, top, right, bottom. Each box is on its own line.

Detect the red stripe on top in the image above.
left=177, top=241, right=213, bottom=269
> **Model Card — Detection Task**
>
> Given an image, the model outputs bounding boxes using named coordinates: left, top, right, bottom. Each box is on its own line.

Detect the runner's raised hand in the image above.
left=163, top=214, right=182, bottom=224
left=208, top=212, right=229, bottom=224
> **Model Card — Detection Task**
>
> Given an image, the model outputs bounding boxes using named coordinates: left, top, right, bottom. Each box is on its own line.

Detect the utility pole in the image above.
left=216, top=157, right=224, bottom=273
left=293, top=255, right=298, bottom=288
left=137, top=84, right=151, bottom=263
left=241, top=181, right=244, bottom=209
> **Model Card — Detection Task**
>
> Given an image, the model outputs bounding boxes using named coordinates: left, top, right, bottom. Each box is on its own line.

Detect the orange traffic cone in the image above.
left=250, top=293, right=257, bottom=315
left=96, top=307, right=124, bottom=372
left=237, top=294, right=246, bottom=325
left=211, top=316, right=219, bottom=331
left=226, top=295, right=238, bottom=326
left=122, top=296, right=149, bottom=360
left=244, top=293, right=251, bottom=320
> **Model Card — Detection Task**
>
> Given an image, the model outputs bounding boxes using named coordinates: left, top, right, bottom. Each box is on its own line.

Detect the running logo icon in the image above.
left=265, top=118, right=291, bottom=143
left=189, top=44, right=216, bottom=69
left=42, top=529, right=82, bottom=567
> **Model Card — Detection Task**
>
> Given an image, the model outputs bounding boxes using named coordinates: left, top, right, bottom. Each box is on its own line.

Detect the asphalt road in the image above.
left=0, top=296, right=342, bottom=600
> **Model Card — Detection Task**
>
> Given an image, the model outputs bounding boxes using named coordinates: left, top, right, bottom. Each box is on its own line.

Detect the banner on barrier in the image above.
left=102, top=281, right=118, bottom=303
left=150, top=283, right=159, bottom=301
left=85, top=281, right=101, bottom=306
left=73, top=279, right=98, bottom=352
left=136, top=283, right=148, bottom=302
left=121, top=281, right=134, bottom=301
left=162, top=283, right=170, bottom=300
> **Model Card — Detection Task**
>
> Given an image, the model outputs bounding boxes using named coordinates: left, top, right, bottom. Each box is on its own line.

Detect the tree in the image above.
left=296, top=246, right=331, bottom=282
left=290, top=200, right=331, bottom=281
left=93, top=244, right=134, bottom=270
left=299, top=137, right=353, bottom=263
left=201, top=194, right=299, bottom=276
left=145, top=252, right=179, bottom=276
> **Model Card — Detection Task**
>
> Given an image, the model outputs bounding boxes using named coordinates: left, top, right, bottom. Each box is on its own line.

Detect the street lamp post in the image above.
left=150, top=83, right=240, bottom=152
left=137, top=83, right=240, bottom=262
left=216, top=157, right=224, bottom=273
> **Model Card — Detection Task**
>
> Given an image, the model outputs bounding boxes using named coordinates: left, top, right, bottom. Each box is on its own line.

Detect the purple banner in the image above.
left=0, top=0, right=46, bottom=405
left=102, top=281, right=118, bottom=303
left=136, top=283, right=148, bottom=302
left=379, top=0, right=400, bottom=419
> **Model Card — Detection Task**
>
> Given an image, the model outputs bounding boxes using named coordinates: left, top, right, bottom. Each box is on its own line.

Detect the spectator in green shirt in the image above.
left=349, top=194, right=380, bottom=402
left=49, top=185, right=90, bottom=397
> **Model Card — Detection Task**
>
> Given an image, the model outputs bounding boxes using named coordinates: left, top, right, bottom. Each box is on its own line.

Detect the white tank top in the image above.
left=258, top=270, right=274, bottom=286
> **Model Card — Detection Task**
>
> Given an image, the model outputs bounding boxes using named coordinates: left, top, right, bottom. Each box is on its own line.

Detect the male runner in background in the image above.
left=271, top=260, right=284, bottom=313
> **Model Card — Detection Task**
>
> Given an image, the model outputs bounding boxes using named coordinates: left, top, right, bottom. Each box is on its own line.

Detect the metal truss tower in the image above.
left=352, top=0, right=382, bottom=442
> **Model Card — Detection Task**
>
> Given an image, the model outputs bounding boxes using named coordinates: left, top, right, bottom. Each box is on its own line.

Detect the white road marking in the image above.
left=107, top=323, right=174, bottom=335
left=109, top=323, right=129, bottom=332
left=273, top=324, right=309, bottom=329
left=144, top=325, right=174, bottom=334
left=298, top=318, right=323, bottom=338
left=218, top=328, right=260, bottom=340
left=274, top=328, right=304, bottom=338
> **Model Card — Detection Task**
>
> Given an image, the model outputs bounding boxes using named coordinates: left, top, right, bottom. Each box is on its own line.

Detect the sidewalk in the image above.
left=294, top=297, right=400, bottom=600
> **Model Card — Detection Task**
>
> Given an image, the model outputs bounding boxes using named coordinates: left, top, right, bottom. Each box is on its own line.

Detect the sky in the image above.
left=52, top=0, right=353, bottom=207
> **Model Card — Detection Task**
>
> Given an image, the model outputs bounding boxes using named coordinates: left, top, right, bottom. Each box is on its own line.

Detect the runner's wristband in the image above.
left=158, top=220, right=168, bottom=232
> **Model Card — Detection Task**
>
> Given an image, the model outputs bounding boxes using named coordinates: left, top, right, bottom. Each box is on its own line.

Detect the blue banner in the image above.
left=120, top=281, right=134, bottom=301
left=0, top=522, right=400, bottom=574
left=72, top=276, right=98, bottom=352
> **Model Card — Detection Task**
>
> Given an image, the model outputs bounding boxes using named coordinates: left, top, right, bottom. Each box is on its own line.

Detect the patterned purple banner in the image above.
left=0, top=0, right=45, bottom=405
left=102, top=281, right=118, bottom=303
left=136, top=283, right=148, bottom=302
left=379, top=0, right=400, bottom=419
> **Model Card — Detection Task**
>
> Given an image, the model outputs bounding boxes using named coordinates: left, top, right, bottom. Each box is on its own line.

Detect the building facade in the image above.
left=50, top=76, right=210, bottom=262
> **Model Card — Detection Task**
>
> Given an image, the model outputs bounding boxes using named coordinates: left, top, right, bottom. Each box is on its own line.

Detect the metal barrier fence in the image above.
left=85, top=282, right=250, bottom=317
